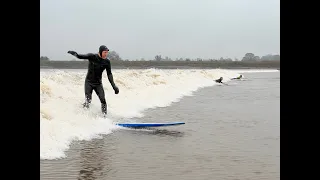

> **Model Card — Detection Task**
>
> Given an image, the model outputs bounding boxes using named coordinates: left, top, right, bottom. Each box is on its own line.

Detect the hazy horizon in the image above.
left=40, top=0, right=280, bottom=61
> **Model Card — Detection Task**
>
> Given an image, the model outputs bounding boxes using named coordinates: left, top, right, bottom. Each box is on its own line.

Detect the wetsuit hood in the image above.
left=99, top=45, right=109, bottom=56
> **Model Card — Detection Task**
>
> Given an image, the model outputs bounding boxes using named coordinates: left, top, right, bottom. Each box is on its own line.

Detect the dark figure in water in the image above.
left=67, top=45, right=119, bottom=115
left=231, top=75, right=243, bottom=80
left=215, top=77, right=223, bottom=83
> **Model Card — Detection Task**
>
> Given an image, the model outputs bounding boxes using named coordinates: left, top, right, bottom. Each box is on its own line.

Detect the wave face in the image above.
left=40, top=68, right=275, bottom=160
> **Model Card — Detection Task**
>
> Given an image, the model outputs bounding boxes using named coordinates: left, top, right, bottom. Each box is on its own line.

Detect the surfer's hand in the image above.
left=113, top=86, right=119, bottom=94
left=67, top=51, right=77, bottom=56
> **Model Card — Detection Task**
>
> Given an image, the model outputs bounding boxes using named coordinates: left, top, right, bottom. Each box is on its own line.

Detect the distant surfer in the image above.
left=67, top=45, right=119, bottom=116
left=214, top=77, right=228, bottom=86
left=231, top=75, right=243, bottom=80
left=215, top=77, right=223, bottom=83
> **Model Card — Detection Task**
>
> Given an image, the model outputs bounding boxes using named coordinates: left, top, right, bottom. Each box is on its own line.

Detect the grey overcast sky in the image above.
left=40, top=0, right=280, bottom=60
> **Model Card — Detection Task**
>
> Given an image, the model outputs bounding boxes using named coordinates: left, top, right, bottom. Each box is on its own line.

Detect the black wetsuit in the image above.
left=231, top=76, right=241, bottom=80
left=215, top=78, right=223, bottom=83
left=75, top=53, right=117, bottom=105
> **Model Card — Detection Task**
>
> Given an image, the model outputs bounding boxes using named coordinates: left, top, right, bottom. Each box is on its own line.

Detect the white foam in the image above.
left=40, top=68, right=274, bottom=160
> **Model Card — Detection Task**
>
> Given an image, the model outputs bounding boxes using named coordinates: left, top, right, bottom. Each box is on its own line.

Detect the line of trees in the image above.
left=154, top=53, right=280, bottom=62
left=40, top=52, right=280, bottom=62
left=40, top=56, right=50, bottom=61
left=241, top=53, right=280, bottom=61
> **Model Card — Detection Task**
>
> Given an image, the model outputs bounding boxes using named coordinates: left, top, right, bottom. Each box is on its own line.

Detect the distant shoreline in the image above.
left=40, top=60, right=280, bottom=69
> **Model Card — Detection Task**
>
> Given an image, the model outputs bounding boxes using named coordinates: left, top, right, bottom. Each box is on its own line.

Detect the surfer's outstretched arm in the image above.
left=67, top=51, right=94, bottom=60
left=76, top=53, right=95, bottom=60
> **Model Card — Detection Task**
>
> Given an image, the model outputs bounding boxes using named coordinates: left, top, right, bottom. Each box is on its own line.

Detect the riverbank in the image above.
left=40, top=60, right=280, bottom=69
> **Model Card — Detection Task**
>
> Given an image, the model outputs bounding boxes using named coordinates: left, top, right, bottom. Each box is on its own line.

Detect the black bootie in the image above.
left=83, top=99, right=91, bottom=109
left=101, top=103, right=107, bottom=115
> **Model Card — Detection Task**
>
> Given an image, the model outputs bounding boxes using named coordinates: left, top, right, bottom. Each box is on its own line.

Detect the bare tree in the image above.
left=40, top=56, right=50, bottom=61
left=107, top=51, right=122, bottom=61
left=242, top=53, right=255, bottom=61
left=155, top=55, right=162, bottom=61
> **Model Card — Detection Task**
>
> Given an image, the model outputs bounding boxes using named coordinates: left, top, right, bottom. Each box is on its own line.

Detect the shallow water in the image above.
left=40, top=71, right=280, bottom=180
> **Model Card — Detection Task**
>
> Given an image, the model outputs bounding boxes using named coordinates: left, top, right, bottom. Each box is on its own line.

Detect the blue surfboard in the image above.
left=116, top=122, right=185, bottom=128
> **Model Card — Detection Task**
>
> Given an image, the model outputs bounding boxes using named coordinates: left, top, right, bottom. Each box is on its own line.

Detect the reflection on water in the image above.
left=76, top=129, right=184, bottom=180
left=122, top=129, right=185, bottom=137
left=77, top=138, right=107, bottom=180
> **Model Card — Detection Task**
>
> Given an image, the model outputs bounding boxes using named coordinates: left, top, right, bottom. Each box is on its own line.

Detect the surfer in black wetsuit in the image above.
left=67, top=45, right=119, bottom=115
left=215, top=77, right=228, bottom=85
left=215, top=77, right=223, bottom=83
left=231, top=75, right=243, bottom=80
